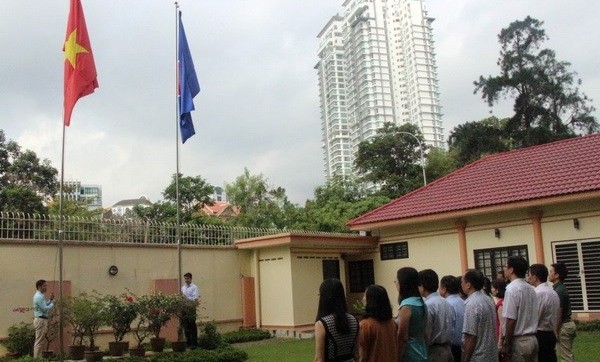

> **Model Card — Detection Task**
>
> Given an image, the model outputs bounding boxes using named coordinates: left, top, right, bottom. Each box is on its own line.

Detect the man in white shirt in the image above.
left=500, top=256, right=540, bottom=362
left=181, top=272, right=200, bottom=349
left=528, top=264, right=560, bottom=362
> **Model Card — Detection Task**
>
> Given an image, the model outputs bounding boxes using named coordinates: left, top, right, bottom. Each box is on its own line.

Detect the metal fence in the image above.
left=0, top=212, right=350, bottom=246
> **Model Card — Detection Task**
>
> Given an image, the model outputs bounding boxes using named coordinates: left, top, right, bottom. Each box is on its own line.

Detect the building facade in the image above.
left=63, top=181, right=103, bottom=210
left=316, top=0, right=443, bottom=179
left=2, top=136, right=599, bottom=348
left=111, top=195, right=152, bottom=217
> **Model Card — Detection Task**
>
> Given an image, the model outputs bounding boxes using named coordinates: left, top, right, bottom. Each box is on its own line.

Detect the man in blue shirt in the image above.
left=418, top=269, right=455, bottom=362
left=440, top=275, right=465, bottom=362
left=33, top=279, right=54, bottom=358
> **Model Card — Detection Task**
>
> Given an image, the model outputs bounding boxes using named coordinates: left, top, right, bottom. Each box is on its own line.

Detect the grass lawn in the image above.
left=239, top=331, right=599, bottom=361
left=573, top=331, right=597, bottom=361
left=237, top=338, right=314, bottom=361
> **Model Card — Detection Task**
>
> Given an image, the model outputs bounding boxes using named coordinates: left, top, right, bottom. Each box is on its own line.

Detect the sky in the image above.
left=1, top=0, right=599, bottom=208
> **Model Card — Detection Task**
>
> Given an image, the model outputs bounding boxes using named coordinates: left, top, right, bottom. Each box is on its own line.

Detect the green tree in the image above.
left=291, top=176, right=389, bottom=232
left=163, top=173, right=214, bottom=214
left=0, top=130, right=58, bottom=213
left=424, top=147, right=458, bottom=181
left=448, top=116, right=512, bottom=167
left=474, top=16, right=598, bottom=147
left=224, top=168, right=295, bottom=228
left=47, top=199, right=102, bottom=218
left=354, top=123, right=426, bottom=199
left=133, top=174, right=220, bottom=225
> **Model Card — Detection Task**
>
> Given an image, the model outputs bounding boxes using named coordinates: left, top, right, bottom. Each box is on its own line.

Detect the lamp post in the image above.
left=397, top=131, right=427, bottom=186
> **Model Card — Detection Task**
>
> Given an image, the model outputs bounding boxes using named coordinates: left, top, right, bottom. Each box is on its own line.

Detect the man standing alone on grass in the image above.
left=181, top=272, right=199, bottom=349
left=529, top=264, right=560, bottom=362
left=461, top=269, right=498, bottom=362
left=33, top=279, right=54, bottom=359
left=549, top=263, right=576, bottom=362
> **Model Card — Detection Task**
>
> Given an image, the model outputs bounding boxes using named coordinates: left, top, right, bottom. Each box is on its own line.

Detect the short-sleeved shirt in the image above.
left=535, top=282, right=560, bottom=332
left=445, top=294, right=465, bottom=346
left=462, top=290, right=498, bottom=362
left=424, top=292, right=454, bottom=345
left=552, top=281, right=572, bottom=321
left=502, top=278, right=539, bottom=336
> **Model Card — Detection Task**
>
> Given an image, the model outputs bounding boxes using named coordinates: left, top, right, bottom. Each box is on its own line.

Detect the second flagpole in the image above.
left=175, top=1, right=182, bottom=290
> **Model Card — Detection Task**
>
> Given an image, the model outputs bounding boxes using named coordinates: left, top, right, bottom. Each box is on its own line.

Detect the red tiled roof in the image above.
left=201, top=201, right=239, bottom=217
left=348, top=134, right=600, bottom=227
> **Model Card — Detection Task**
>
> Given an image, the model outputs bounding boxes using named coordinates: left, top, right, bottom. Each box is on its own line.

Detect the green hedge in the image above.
left=222, top=329, right=272, bottom=344
left=0, top=347, right=248, bottom=362
left=575, top=320, right=600, bottom=331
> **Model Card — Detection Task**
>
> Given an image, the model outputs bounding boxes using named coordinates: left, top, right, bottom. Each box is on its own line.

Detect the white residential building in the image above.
left=316, top=0, right=444, bottom=179
left=111, top=196, right=152, bottom=217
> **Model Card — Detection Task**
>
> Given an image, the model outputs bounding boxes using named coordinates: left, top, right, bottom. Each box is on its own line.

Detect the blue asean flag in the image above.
left=178, top=12, right=200, bottom=143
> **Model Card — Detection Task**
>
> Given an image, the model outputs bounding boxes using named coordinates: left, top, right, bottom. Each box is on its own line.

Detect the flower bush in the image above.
left=137, top=293, right=180, bottom=339
left=103, top=293, right=137, bottom=342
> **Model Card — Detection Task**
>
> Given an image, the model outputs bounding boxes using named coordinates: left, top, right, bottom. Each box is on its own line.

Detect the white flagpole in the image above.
left=58, top=123, right=66, bottom=362
left=175, top=1, right=182, bottom=289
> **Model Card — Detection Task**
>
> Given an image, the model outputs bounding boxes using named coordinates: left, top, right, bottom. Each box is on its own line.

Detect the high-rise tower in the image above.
left=316, top=0, right=443, bottom=180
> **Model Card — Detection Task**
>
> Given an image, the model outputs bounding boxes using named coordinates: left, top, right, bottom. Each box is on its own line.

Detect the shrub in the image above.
left=222, top=329, right=271, bottom=344
left=103, top=293, right=137, bottom=342
left=66, top=291, right=107, bottom=347
left=214, top=347, right=248, bottom=362
left=0, top=322, right=35, bottom=357
left=198, top=321, right=224, bottom=350
left=575, top=319, right=600, bottom=331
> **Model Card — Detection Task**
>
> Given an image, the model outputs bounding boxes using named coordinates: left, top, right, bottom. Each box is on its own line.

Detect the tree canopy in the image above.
left=133, top=173, right=217, bottom=224
left=224, top=168, right=295, bottom=229
left=0, top=130, right=58, bottom=214
left=354, top=122, right=426, bottom=199
left=474, top=16, right=598, bottom=147
left=448, top=116, right=512, bottom=167
left=291, top=176, right=389, bottom=232
left=163, top=173, right=214, bottom=214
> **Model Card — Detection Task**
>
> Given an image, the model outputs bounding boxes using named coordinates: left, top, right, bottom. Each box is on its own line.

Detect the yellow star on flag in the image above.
left=64, top=29, right=89, bottom=68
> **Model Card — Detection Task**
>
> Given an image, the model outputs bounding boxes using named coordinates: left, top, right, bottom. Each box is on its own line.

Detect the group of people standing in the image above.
left=313, top=256, right=576, bottom=362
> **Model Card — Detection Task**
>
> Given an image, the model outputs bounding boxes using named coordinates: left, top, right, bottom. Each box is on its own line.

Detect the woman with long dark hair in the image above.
left=491, top=279, right=507, bottom=342
left=314, top=278, right=359, bottom=362
left=358, top=284, right=398, bottom=361
left=395, top=267, right=427, bottom=362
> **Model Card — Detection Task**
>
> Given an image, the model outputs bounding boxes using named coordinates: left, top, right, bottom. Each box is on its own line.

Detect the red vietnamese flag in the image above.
left=63, top=0, right=98, bottom=126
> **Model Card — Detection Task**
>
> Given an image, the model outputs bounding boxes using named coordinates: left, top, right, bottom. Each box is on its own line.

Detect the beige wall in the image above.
left=257, top=246, right=293, bottom=327
left=0, top=241, right=246, bottom=341
left=290, top=253, right=345, bottom=327
left=368, top=200, right=600, bottom=306
left=369, top=230, right=461, bottom=306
